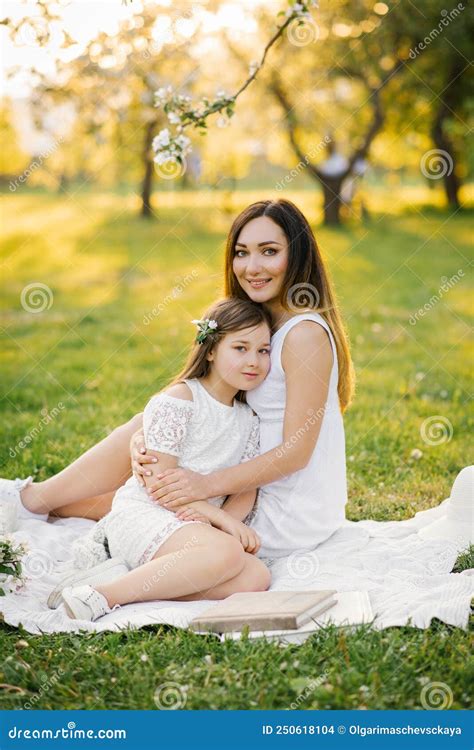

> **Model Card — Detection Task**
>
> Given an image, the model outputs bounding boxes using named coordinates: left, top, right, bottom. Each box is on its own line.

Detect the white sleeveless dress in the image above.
left=246, top=313, right=347, bottom=559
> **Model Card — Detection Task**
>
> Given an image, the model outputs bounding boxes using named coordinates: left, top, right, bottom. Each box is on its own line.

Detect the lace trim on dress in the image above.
left=143, top=395, right=194, bottom=456
left=72, top=519, right=110, bottom=569
left=138, top=518, right=195, bottom=565
left=241, top=415, right=260, bottom=462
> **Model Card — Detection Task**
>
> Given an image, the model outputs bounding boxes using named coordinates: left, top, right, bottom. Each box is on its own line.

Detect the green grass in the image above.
left=0, top=188, right=472, bottom=710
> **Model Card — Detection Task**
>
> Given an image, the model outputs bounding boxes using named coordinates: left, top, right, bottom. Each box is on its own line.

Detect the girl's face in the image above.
left=232, top=216, right=289, bottom=304
left=207, top=322, right=271, bottom=392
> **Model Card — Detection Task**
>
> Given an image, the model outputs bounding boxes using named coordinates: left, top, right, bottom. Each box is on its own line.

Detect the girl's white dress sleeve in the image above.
left=143, top=394, right=194, bottom=455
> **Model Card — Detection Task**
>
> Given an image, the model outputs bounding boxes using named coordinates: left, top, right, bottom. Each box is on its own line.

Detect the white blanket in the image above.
left=1, top=496, right=472, bottom=637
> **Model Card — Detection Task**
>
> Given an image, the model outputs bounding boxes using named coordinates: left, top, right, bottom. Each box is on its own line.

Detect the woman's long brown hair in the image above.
left=167, top=297, right=273, bottom=403
left=224, top=199, right=355, bottom=412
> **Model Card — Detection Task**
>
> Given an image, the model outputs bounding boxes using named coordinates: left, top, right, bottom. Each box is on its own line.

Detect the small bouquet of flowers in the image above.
left=0, top=537, right=26, bottom=596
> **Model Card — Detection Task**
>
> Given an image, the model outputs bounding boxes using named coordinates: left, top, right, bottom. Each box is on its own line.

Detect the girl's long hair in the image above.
left=167, top=297, right=272, bottom=403
left=224, top=199, right=355, bottom=412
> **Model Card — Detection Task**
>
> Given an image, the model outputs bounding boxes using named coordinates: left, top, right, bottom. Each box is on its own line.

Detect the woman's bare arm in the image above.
left=220, top=489, right=258, bottom=521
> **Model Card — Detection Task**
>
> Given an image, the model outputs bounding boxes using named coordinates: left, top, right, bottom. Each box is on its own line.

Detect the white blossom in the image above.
left=286, top=1, right=316, bottom=18
left=175, top=134, right=191, bottom=151
left=154, top=86, right=173, bottom=106
left=154, top=151, right=176, bottom=165
left=153, top=128, right=171, bottom=150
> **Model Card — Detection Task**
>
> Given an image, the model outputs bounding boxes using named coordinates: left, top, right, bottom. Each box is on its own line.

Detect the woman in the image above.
left=2, top=199, right=355, bottom=596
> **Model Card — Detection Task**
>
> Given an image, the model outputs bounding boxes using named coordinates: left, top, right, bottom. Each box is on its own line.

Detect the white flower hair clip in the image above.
left=191, top=318, right=218, bottom=344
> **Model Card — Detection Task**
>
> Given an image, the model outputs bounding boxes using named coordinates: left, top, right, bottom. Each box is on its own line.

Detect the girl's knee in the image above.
left=246, top=556, right=271, bottom=592
left=213, top=536, right=246, bottom=578
left=113, top=412, right=143, bottom=439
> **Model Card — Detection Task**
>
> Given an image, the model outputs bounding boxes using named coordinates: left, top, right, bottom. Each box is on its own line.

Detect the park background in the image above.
left=0, top=0, right=472, bottom=710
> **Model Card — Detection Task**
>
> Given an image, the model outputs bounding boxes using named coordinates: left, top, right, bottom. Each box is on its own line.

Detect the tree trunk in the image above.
left=431, top=60, right=464, bottom=211
left=432, top=116, right=461, bottom=210
left=141, top=121, right=156, bottom=219
left=320, top=177, right=344, bottom=226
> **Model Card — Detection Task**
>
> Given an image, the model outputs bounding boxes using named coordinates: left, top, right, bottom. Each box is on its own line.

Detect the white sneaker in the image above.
left=0, top=476, right=48, bottom=535
left=61, top=585, right=116, bottom=621
left=48, top=557, right=130, bottom=610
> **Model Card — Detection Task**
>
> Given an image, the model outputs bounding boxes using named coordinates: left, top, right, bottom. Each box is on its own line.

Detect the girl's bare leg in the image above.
left=19, top=414, right=142, bottom=520
left=175, top=552, right=271, bottom=601
left=96, top=525, right=270, bottom=606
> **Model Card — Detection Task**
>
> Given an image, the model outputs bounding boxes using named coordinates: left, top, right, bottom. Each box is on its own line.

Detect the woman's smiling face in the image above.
left=232, top=216, right=289, bottom=304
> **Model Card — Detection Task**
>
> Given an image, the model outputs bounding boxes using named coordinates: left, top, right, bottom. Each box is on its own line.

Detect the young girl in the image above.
left=58, top=297, right=273, bottom=621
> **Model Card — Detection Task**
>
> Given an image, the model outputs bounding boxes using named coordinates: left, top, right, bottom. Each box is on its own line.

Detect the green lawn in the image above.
left=0, top=188, right=472, bottom=710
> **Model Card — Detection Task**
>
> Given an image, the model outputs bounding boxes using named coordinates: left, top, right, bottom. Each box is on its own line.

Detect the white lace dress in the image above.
left=73, top=378, right=260, bottom=570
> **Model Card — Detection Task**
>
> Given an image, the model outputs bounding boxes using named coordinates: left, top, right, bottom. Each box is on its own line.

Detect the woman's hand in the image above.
left=147, top=468, right=214, bottom=508
left=130, top=429, right=158, bottom=487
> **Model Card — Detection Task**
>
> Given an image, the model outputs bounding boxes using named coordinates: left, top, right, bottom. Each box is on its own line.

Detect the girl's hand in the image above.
left=219, top=516, right=261, bottom=555
left=147, top=468, right=213, bottom=508
left=175, top=506, right=211, bottom=525
left=130, top=430, right=158, bottom=487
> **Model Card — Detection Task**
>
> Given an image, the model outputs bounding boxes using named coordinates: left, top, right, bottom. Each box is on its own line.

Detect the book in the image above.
left=218, top=591, right=374, bottom=644
left=190, top=590, right=337, bottom=634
